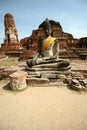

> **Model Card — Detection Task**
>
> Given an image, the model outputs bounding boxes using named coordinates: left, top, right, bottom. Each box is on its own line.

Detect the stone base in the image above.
left=9, top=71, right=27, bottom=91
left=1, top=42, right=21, bottom=52
left=26, top=77, right=49, bottom=85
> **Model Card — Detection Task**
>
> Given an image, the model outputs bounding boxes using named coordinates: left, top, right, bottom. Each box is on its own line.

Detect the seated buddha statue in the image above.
left=26, top=18, right=71, bottom=70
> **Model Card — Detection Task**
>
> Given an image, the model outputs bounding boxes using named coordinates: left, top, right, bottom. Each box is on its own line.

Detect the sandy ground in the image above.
left=0, top=59, right=87, bottom=130
left=0, top=80, right=87, bottom=130
left=71, top=60, right=87, bottom=70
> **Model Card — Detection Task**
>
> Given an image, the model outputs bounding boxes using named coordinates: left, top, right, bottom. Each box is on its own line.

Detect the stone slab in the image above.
left=26, top=77, right=49, bottom=85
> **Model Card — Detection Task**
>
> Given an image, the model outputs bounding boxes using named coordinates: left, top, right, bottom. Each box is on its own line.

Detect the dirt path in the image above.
left=0, top=82, right=87, bottom=130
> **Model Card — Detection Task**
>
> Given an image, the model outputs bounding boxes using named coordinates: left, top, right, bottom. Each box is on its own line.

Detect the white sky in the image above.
left=0, top=0, right=87, bottom=43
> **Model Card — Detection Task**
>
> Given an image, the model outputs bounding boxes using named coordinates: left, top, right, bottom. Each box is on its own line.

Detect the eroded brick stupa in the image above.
left=1, top=13, right=21, bottom=51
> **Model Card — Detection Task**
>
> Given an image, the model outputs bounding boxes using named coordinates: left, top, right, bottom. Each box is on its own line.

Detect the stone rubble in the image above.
left=9, top=71, right=27, bottom=91
left=0, top=63, right=87, bottom=91
left=26, top=68, right=87, bottom=91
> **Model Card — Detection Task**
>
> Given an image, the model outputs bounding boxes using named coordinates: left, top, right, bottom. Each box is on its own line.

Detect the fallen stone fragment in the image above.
left=79, top=79, right=87, bottom=87
left=69, top=79, right=85, bottom=91
left=9, top=71, right=27, bottom=91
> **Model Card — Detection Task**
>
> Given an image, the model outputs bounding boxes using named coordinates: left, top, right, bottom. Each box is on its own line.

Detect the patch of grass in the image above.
left=0, top=57, right=20, bottom=67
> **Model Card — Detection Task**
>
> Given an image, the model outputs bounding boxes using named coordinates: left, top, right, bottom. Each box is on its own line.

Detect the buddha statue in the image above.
left=26, top=18, right=71, bottom=72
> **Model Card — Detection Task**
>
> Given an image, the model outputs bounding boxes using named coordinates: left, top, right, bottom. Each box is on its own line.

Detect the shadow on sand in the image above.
left=3, top=82, right=11, bottom=91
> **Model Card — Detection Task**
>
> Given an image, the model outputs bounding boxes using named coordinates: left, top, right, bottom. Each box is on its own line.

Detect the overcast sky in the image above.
left=0, top=0, right=87, bottom=43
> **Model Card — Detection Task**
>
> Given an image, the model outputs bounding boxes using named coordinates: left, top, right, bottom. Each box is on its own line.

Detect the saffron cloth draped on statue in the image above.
left=41, top=37, right=56, bottom=51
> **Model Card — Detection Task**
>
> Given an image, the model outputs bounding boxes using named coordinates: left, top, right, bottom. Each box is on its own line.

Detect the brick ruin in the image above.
left=0, top=13, right=21, bottom=52
left=0, top=13, right=87, bottom=60
left=20, top=20, right=78, bottom=60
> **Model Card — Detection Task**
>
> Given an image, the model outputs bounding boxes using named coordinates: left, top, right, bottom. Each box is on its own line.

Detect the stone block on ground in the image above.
left=69, top=79, right=85, bottom=91
left=79, top=79, right=87, bottom=87
left=9, top=71, right=27, bottom=91
left=0, top=66, right=20, bottom=79
left=26, top=77, right=49, bottom=85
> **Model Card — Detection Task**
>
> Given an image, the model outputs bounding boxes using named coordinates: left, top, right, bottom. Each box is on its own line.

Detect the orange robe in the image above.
left=41, top=37, right=56, bottom=51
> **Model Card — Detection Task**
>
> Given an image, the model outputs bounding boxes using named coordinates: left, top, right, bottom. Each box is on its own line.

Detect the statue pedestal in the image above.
left=26, top=59, right=71, bottom=80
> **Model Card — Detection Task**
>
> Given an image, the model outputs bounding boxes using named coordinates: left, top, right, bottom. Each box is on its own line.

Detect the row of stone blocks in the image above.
left=9, top=69, right=87, bottom=91
left=9, top=72, right=67, bottom=91
left=9, top=70, right=56, bottom=91
left=9, top=70, right=67, bottom=91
